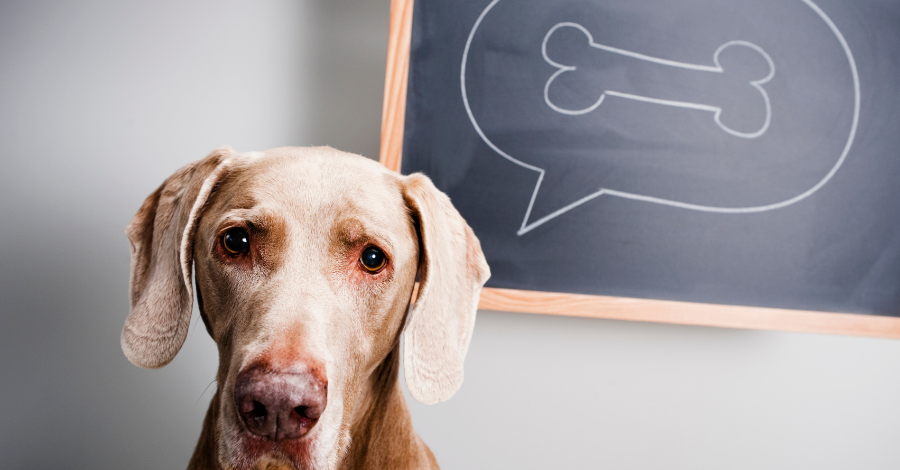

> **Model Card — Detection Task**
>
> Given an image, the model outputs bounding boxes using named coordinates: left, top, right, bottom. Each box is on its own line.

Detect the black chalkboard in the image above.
left=400, top=0, right=900, bottom=318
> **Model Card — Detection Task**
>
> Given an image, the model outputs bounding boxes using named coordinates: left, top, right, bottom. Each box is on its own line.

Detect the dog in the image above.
left=121, top=146, right=490, bottom=469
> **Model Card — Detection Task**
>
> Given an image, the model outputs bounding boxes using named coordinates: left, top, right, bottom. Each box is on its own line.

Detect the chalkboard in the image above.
left=379, top=0, right=900, bottom=337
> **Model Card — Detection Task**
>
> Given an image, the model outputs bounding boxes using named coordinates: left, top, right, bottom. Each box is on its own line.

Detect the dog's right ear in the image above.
left=121, top=147, right=236, bottom=369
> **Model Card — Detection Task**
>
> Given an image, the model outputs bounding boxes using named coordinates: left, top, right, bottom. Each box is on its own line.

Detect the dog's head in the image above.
left=121, top=146, right=489, bottom=469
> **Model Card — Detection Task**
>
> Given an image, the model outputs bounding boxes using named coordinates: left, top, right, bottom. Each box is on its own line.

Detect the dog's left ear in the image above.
left=401, top=173, right=490, bottom=405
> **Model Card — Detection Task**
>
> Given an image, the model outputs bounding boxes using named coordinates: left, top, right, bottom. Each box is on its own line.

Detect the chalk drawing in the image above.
left=460, top=0, right=859, bottom=236
left=542, top=22, right=774, bottom=139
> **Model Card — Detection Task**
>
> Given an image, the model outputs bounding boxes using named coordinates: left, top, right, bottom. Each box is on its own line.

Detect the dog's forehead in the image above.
left=225, top=147, right=410, bottom=236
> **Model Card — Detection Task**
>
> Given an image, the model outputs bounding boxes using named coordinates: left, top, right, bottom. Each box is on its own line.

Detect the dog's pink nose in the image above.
left=233, top=367, right=327, bottom=441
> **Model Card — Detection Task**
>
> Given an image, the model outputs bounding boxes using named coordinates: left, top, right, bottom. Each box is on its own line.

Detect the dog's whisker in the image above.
left=196, top=378, right=217, bottom=406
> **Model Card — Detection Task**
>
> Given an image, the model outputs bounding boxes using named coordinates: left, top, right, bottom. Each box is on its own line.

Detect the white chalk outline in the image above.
left=542, top=22, right=774, bottom=139
left=460, top=0, right=859, bottom=236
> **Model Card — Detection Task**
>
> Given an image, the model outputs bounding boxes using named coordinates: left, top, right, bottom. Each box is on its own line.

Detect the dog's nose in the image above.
left=233, top=367, right=327, bottom=441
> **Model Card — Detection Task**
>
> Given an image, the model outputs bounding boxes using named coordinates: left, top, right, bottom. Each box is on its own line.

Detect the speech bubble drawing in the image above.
left=460, top=0, right=859, bottom=236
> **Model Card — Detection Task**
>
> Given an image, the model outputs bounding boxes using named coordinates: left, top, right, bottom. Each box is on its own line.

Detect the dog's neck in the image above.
left=188, top=344, right=438, bottom=470
left=189, top=393, right=223, bottom=470
left=339, top=343, right=438, bottom=470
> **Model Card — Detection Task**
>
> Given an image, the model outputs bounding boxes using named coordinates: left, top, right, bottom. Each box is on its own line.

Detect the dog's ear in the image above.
left=401, top=173, right=490, bottom=404
left=121, top=147, right=237, bottom=369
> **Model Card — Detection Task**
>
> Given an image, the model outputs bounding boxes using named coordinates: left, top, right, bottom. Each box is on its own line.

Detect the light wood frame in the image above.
left=378, top=0, right=900, bottom=339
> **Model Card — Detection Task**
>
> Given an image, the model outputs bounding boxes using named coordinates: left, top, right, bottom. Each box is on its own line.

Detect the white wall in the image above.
left=2, top=1, right=899, bottom=469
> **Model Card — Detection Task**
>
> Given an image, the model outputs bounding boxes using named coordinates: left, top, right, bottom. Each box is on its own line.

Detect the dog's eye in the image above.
left=222, top=228, right=250, bottom=255
left=359, top=246, right=387, bottom=273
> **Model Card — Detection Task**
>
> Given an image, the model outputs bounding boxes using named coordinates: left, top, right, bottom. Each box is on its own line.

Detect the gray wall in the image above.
left=1, top=1, right=899, bottom=469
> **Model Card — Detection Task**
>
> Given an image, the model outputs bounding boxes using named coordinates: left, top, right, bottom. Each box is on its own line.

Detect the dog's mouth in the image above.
left=224, top=403, right=324, bottom=470
left=228, top=431, right=317, bottom=470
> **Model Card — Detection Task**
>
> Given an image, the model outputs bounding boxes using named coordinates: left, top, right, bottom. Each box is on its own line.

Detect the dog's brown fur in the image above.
left=122, top=146, right=489, bottom=469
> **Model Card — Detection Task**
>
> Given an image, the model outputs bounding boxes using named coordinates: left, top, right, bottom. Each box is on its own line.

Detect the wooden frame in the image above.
left=378, top=0, right=900, bottom=339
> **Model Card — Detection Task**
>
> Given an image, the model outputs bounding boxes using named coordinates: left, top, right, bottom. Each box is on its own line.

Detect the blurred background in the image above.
left=2, top=1, right=900, bottom=469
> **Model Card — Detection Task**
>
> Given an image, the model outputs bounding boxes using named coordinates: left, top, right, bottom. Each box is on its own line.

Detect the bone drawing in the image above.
left=542, top=22, right=775, bottom=139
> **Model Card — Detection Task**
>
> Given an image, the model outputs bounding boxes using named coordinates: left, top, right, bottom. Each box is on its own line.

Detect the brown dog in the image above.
left=121, top=146, right=490, bottom=469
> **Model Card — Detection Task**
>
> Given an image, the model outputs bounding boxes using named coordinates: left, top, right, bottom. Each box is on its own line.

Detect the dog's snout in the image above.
left=233, top=367, right=327, bottom=441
